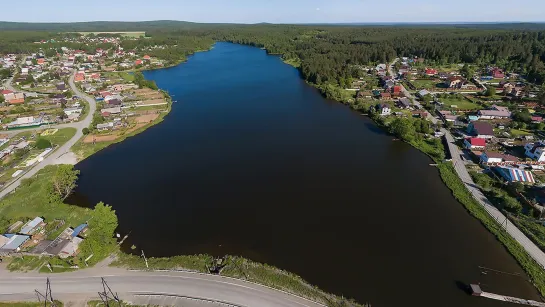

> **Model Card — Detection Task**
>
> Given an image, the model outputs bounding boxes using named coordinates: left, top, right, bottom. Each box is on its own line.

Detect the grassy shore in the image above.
left=112, top=253, right=367, bottom=307
left=71, top=95, right=171, bottom=161
left=437, top=163, right=545, bottom=296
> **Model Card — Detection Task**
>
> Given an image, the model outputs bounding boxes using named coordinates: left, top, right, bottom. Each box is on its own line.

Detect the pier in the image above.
left=471, top=284, right=545, bottom=306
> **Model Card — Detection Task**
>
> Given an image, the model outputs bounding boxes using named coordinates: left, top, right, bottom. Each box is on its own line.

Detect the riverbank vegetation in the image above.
left=439, top=163, right=545, bottom=296
left=112, top=253, right=367, bottom=307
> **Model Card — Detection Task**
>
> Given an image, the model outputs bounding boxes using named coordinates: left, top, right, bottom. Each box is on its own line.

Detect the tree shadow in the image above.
left=455, top=280, right=472, bottom=295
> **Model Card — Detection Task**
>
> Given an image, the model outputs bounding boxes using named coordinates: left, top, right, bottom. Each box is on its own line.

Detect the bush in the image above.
left=35, top=138, right=52, bottom=149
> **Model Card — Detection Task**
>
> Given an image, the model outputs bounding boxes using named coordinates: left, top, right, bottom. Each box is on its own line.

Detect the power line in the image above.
left=35, top=277, right=58, bottom=307
left=98, top=277, right=121, bottom=307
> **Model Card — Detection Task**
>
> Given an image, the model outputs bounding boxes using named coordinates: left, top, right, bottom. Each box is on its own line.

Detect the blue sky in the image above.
left=3, top=0, right=543, bottom=23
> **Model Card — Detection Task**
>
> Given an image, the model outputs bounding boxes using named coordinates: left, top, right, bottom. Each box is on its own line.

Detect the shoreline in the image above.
left=275, top=51, right=545, bottom=297
left=0, top=45, right=368, bottom=307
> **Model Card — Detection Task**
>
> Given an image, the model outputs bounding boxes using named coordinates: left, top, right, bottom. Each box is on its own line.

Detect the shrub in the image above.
left=35, top=138, right=52, bottom=149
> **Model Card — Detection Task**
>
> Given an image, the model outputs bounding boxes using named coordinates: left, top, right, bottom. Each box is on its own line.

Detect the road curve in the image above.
left=0, top=72, right=96, bottom=199
left=0, top=267, right=325, bottom=307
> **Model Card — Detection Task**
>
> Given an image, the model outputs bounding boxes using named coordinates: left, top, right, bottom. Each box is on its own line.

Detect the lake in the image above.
left=70, top=42, right=541, bottom=306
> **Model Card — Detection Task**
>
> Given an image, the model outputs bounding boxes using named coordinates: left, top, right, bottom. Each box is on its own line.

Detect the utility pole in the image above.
left=98, top=277, right=121, bottom=307
left=35, top=277, right=57, bottom=307
left=141, top=250, right=149, bottom=269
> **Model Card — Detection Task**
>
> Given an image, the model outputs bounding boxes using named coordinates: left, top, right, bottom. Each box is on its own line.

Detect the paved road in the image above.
left=388, top=58, right=422, bottom=109
left=0, top=72, right=96, bottom=199
left=2, top=57, right=47, bottom=97
left=441, top=128, right=545, bottom=269
left=0, top=267, right=324, bottom=307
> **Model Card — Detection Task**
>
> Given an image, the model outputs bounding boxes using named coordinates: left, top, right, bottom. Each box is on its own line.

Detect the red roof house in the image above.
left=425, top=68, right=438, bottom=76
left=380, top=92, right=392, bottom=100
left=393, top=86, right=402, bottom=93
left=492, top=68, right=505, bottom=79
left=74, top=73, right=85, bottom=82
left=135, top=59, right=143, bottom=66
left=464, top=138, right=486, bottom=150
left=143, top=55, right=151, bottom=60
left=37, top=58, right=45, bottom=65
left=8, top=98, right=25, bottom=105
left=1, top=90, right=13, bottom=95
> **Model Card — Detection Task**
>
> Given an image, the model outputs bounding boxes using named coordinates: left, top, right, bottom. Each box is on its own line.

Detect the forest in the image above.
left=1, top=23, right=545, bottom=92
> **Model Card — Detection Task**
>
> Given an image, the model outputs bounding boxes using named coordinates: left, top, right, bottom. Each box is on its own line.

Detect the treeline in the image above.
left=204, top=26, right=545, bottom=86
left=2, top=24, right=545, bottom=87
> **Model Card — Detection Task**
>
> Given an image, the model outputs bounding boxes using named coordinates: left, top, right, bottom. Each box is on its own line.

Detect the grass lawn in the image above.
left=509, top=129, right=533, bottom=137
left=411, top=79, right=439, bottom=89
left=118, top=71, right=135, bottom=82
left=282, top=58, right=301, bottom=68
left=40, top=128, right=77, bottom=147
left=440, top=97, right=480, bottom=110
left=0, top=165, right=91, bottom=232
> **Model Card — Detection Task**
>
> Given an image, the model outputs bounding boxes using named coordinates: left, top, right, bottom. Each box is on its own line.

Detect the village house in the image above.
left=445, top=76, right=466, bottom=88
left=397, top=97, right=411, bottom=109
left=480, top=151, right=518, bottom=164
left=97, top=122, right=114, bottom=131
left=491, top=68, right=505, bottom=79
left=417, top=89, right=431, bottom=98
left=438, top=110, right=457, bottom=123
left=525, top=142, right=545, bottom=162
left=20, top=217, right=45, bottom=235
left=464, top=138, right=486, bottom=150
left=494, top=167, right=535, bottom=183
left=477, top=105, right=511, bottom=120
left=424, top=68, right=438, bottom=76
left=374, top=103, right=391, bottom=116
left=380, top=92, right=392, bottom=100
left=467, top=121, right=494, bottom=139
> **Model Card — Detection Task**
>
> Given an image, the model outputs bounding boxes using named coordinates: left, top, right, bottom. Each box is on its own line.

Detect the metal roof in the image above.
left=20, top=217, right=43, bottom=235
left=71, top=224, right=88, bottom=238
left=1, top=235, right=29, bottom=250
left=498, top=167, right=536, bottom=183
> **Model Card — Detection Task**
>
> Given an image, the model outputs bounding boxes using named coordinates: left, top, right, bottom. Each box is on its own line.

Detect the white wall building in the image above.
left=525, top=142, right=545, bottom=162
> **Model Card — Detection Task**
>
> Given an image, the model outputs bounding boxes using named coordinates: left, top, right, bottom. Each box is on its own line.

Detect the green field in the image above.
left=411, top=79, right=439, bottom=89
left=0, top=165, right=91, bottom=233
left=440, top=97, right=480, bottom=110
left=509, top=129, right=533, bottom=137
left=40, top=128, right=77, bottom=146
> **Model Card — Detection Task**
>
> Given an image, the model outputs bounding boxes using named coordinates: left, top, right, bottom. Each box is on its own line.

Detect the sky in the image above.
left=2, top=0, right=544, bottom=24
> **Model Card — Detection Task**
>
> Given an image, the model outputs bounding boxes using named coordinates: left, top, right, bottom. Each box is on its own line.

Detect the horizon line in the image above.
left=0, top=20, right=545, bottom=25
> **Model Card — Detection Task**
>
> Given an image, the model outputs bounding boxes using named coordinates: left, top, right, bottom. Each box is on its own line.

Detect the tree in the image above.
left=390, top=118, right=416, bottom=142
left=89, top=202, right=118, bottom=238
left=513, top=110, right=532, bottom=123
left=35, top=138, right=52, bottom=149
left=82, top=127, right=90, bottom=135
left=52, top=165, right=80, bottom=201
left=484, top=87, right=496, bottom=97
left=78, top=202, right=118, bottom=265
left=0, top=95, right=4, bottom=105
left=461, top=64, right=474, bottom=80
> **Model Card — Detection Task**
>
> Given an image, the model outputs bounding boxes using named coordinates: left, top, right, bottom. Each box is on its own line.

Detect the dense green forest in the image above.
left=1, top=22, right=545, bottom=91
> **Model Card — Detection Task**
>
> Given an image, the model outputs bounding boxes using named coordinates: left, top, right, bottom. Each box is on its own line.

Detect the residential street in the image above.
left=442, top=128, right=545, bottom=268
left=0, top=72, right=96, bottom=199
left=0, top=266, right=324, bottom=307
left=388, top=60, right=545, bottom=270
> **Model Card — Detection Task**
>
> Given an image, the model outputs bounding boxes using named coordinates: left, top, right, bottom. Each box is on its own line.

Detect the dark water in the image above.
left=70, top=42, right=541, bottom=306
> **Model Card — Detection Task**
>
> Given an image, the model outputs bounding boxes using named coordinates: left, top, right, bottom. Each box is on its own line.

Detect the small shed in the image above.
left=71, top=224, right=88, bottom=238
left=0, top=234, right=30, bottom=251
left=20, top=217, right=44, bottom=235
left=470, top=284, right=482, bottom=296
left=0, top=235, right=9, bottom=248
